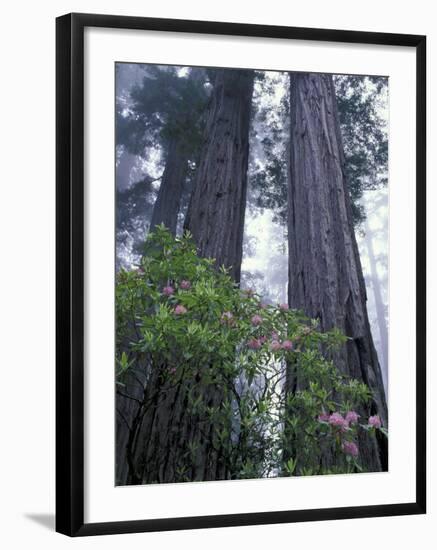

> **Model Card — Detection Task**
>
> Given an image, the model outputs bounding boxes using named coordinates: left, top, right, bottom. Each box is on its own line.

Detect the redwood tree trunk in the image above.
left=149, top=137, right=188, bottom=235
left=117, top=69, right=254, bottom=485
left=184, top=68, right=254, bottom=282
left=286, top=72, right=388, bottom=471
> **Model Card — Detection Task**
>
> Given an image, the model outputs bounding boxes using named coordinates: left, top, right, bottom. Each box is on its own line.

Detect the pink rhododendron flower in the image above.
left=162, top=285, right=175, bottom=296
left=368, top=415, right=382, bottom=429
left=179, top=280, right=191, bottom=290
left=174, top=304, right=187, bottom=315
left=342, top=440, right=359, bottom=457
left=329, top=412, right=348, bottom=431
left=247, top=338, right=262, bottom=350
left=318, top=412, right=330, bottom=422
left=259, top=336, right=267, bottom=344
left=251, top=314, right=263, bottom=326
left=270, top=340, right=281, bottom=351
left=345, top=411, right=360, bottom=425
left=282, top=340, right=293, bottom=351
left=271, top=331, right=279, bottom=340
left=279, top=303, right=289, bottom=310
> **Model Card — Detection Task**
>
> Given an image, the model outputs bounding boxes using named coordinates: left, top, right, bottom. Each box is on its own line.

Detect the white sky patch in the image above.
left=241, top=209, right=288, bottom=304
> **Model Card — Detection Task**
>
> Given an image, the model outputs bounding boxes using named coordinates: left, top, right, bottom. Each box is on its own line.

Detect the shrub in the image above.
left=116, top=226, right=385, bottom=480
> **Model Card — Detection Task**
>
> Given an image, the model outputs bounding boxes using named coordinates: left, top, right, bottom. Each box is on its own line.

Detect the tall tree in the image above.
left=286, top=72, right=388, bottom=471
left=116, top=68, right=254, bottom=485
left=335, top=75, right=388, bottom=227
left=185, top=68, right=255, bottom=282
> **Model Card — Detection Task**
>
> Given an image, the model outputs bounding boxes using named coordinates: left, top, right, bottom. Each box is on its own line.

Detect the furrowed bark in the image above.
left=185, top=68, right=254, bottom=282
left=286, top=72, right=388, bottom=472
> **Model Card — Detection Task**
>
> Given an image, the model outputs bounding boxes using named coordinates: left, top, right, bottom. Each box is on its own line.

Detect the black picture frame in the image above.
left=56, top=12, right=426, bottom=537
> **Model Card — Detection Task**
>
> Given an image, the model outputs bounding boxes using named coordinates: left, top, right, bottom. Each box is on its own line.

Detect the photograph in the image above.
left=115, top=63, right=389, bottom=486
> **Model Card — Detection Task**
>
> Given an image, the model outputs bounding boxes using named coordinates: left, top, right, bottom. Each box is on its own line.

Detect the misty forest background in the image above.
left=115, top=64, right=389, bottom=485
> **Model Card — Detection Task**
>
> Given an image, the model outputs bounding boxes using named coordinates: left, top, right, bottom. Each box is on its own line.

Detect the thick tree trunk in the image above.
left=184, top=68, right=254, bottom=282
left=116, top=69, right=254, bottom=485
left=149, top=137, right=188, bottom=235
left=365, top=220, right=388, bottom=390
left=286, top=72, right=388, bottom=471
left=115, top=364, right=147, bottom=485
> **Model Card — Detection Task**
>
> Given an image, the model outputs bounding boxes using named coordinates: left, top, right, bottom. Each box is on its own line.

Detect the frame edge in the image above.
left=55, top=12, right=427, bottom=536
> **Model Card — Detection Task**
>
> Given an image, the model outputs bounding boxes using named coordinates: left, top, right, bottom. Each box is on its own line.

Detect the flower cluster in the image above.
left=317, top=410, right=383, bottom=459
left=368, top=415, right=382, bottom=429
left=247, top=338, right=262, bottom=350
left=251, top=314, right=263, bottom=326
left=342, top=440, right=359, bottom=458
left=328, top=412, right=350, bottom=432
left=174, top=304, right=187, bottom=315
left=246, top=335, right=294, bottom=352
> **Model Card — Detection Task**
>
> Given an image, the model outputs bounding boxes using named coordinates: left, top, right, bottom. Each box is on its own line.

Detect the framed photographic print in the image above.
left=56, top=12, right=426, bottom=536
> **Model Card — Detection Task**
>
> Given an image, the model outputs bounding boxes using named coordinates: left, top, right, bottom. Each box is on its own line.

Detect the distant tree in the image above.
left=334, top=75, right=388, bottom=227
left=364, top=218, right=388, bottom=379
left=249, top=71, right=289, bottom=224
left=360, top=190, right=389, bottom=388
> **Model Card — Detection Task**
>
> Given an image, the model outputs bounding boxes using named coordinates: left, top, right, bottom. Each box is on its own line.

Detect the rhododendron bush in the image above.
left=116, top=227, right=386, bottom=480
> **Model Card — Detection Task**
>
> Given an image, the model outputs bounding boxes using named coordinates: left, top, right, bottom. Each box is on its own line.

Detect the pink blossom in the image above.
left=247, top=338, right=262, bottom=350
left=259, top=302, right=268, bottom=309
left=368, top=415, right=382, bottom=429
left=251, top=314, right=263, bottom=326
left=329, top=412, right=349, bottom=431
left=174, top=304, right=187, bottom=315
left=162, top=285, right=175, bottom=296
left=318, top=412, right=330, bottom=423
left=179, top=280, right=191, bottom=290
left=169, top=367, right=177, bottom=375
left=282, top=340, right=293, bottom=351
left=271, top=331, right=279, bottom=340
left=342, top=440, right=359, bottom=457
left=259, top=336, right=267, bottom=344
left=345, top=411, right=360, bottom=425
left=270, top=340, right=282, bottom=351
left=279, top=303, right=289, bottom=310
